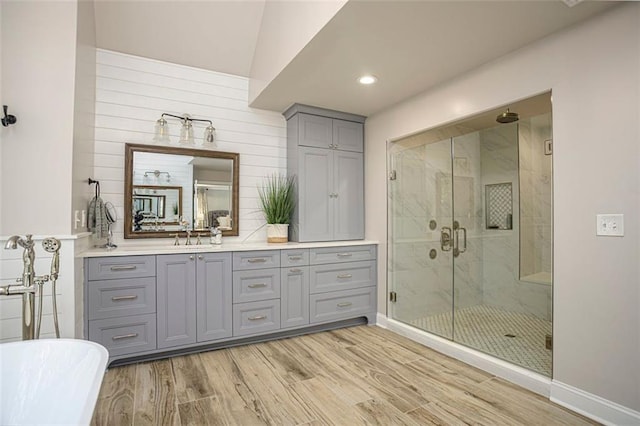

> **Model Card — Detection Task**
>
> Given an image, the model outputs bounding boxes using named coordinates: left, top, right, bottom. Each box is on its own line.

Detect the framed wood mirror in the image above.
left=124, top=143, right=239, bottom=239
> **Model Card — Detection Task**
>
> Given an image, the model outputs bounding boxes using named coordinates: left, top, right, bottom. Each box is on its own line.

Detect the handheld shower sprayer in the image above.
left=41, top=237, right=62, bottom=338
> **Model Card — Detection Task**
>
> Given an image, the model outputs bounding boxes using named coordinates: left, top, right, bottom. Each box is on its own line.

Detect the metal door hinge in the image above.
left=389, top=170, right=397, bottom=180
left=389, top=291, right=397, bottom=303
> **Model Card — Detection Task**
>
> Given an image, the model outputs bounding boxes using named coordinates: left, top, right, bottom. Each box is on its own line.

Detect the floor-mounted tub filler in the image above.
left=0, top=339, right=109, bottom=425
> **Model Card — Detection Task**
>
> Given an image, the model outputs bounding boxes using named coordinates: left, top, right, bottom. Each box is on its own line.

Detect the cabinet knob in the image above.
left=198, top=255, right=204, bottom=260
left=189, top=255, right=195, bottom=261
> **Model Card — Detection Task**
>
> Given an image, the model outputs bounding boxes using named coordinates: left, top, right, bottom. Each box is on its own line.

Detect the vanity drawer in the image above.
left=233, top=268, right=281, bottom=303
left=88, top=277, right=156, bottom=320
left=310, top=260, right=376, bottom=294
left=310, top=287, right=375, bottom=324
left=88, top=314, right=157, bottom=357
left=232, top=299, right=281, bottom=337
left=281, top=249, right=310, bottom=267
left=309, top=245, right=376, bottom=265
left=233, top=251, right=281, bottom=271
left=88, top=256, right=156, bottom=281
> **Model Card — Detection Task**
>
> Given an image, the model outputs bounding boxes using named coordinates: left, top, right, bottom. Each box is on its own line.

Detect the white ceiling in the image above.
left=94, top=0, right=266, bottom=77
left=94, top=0, right=617, bottom=116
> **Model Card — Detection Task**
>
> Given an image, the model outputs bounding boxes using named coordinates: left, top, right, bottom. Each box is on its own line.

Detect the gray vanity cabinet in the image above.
left=280, top=249, right=310, bottom=329
left=196, top=252, right=232, bottom=342
left=157, top=253, right=232, bottom=348
left=156, top=254, right=197, bottom=349
left=286, top=104, right=366, bottom=242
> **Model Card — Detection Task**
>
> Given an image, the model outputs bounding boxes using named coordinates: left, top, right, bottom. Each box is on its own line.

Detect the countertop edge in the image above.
left=80, top=240, right=379, bottom=258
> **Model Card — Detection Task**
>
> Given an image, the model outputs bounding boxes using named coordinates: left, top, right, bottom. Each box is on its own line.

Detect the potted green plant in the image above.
left=258, top=174, right=296, bottom=243
left=172, top=203, right=179, bottom=221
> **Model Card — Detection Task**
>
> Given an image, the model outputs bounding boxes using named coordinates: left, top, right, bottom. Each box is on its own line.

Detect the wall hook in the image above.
left=2, top=105, right=17, bottom=127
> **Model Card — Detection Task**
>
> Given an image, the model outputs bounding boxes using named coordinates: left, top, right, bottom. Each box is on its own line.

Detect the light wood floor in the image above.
left=92, top=325, right=598, bottom=426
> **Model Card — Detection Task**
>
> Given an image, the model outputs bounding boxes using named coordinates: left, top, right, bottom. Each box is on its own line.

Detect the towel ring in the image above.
left=88, top=178, right=100, bottom=198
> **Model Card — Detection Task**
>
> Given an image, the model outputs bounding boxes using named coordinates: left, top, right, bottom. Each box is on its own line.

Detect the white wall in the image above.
left=0, top=1, right=77, bottom=236
left=366, top=3, right=639, bottom=413
left=72, top=0, right=96, bottom=234
left=94, top=49, right=287, bottom=244
left=249, top=0, right=347, bottom=105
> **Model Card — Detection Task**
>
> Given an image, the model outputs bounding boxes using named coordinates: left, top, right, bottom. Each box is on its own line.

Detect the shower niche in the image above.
left=485, top=183, right=513, bottom=230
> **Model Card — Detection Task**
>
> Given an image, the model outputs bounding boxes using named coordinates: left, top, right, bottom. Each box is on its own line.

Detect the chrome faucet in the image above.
left=185, top=229, right=192, bottom=245
left=0, top=235, right=50, bottom=340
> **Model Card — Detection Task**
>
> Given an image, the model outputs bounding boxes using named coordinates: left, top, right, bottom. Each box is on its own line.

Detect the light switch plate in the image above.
left=596, top=214, right=624, bottom=236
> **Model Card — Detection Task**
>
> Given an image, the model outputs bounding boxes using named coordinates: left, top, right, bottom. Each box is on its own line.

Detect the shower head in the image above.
left=496, top=108, right=519, bottom=124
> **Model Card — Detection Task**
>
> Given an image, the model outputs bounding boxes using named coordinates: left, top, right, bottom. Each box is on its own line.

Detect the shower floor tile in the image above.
left=410, top=305, right=552, bottom=377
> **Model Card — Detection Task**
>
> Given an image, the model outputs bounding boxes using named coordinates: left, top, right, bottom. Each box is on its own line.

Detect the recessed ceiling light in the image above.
left=358, top=75, right=378, bottom=85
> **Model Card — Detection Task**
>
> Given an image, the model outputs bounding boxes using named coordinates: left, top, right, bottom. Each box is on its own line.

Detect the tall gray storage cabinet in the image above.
left=285, top=104, right=366, bottom=242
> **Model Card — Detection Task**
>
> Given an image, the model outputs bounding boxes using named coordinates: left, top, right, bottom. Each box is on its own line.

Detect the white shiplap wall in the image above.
left=94, top=49, right=287, bottom=243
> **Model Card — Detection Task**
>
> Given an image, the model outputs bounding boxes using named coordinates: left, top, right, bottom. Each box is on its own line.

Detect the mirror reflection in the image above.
left=124, top=143, right=239, bottom=239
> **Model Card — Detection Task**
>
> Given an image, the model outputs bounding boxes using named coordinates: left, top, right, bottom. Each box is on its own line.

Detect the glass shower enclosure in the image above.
left=388, top=95, right=553, bottom=376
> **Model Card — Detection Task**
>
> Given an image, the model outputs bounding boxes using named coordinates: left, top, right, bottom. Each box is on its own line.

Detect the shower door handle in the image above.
left=456, top=227, right=467, bottom=254
left=441, top=227, right=452, bottom=252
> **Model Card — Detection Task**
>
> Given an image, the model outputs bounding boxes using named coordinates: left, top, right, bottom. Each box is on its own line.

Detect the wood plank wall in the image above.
left=93, top=49, right=287, bottom=242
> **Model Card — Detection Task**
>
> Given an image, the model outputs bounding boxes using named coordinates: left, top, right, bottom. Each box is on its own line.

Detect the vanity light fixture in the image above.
left=144, top=170, right=171, bottom=182
left=358, top=75, right=378, bottom=85
left=153, top=113, right=216, bottom=146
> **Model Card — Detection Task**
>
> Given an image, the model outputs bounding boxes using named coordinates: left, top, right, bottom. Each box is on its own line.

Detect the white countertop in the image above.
left=81, top=240, right=379, bottom=258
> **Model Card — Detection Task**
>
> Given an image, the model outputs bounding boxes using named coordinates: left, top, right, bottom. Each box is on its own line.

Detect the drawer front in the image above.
left=281, top=249, right=310, bottom=267
left=233, top=251, right=281, bottom=271
left=309, top=245, right=376, bottom=265
left=88, top=314, right=157, bottom=357
left=88, top=256, right=156, bottom=280
left=88, top=277, right=156, bottom=320
left=232, top=300, right=281, bottom=337
left=310, top=287, right=375, bottom=324
left=233, top=268, right=281, bottom=303
left=310, top=260, right=376, bottom=294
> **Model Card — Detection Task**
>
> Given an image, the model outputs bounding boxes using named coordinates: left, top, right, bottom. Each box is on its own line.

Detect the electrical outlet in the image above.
left=596, top=214, right=624, bottom=237
left=81, top=210, right=87, bottom=227
left=74, top=210, right=80, bottom=230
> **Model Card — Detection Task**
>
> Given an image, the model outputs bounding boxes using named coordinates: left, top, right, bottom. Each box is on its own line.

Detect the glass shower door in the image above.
left=388, top=137, right=454, bottom=339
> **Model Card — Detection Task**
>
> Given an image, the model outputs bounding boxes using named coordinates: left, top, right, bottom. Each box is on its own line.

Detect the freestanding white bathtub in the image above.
left=0, top=338, right=109, bottom=425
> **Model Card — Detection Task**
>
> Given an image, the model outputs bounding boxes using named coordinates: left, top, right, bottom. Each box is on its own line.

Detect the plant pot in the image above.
left=266, top=224, right=289, bottom=243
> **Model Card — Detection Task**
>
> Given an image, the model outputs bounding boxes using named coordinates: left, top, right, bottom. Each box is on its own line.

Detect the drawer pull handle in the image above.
left=248, top=283, right=267, bottom=289
left=289, top=268, right=302, bottom=273
left=248, top=315, right=267, bottom=321
left=337, top=302, right=353, bottom=308
left=288, top=256, right=302, bottom=261
left=337, top=253, right=353, bottom=258
left=112, top=333, right=138, bottom=341
left=337, top=273, right=353, bottom=279
left=110, top=265, right=137, bottom=271
left=247, top=258, right=267, bottom=263
left=111, top=295, right=138, bottom=301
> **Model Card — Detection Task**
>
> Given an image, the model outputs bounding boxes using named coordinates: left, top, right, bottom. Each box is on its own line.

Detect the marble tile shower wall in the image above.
left=480, top=122, right=551, bottom=321
left=519, top=114, right=553, bottom=278
left=93, top=49, right=287, bottom=243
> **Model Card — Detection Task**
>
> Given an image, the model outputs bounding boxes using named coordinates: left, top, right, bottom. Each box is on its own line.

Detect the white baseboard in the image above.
left=551, top=381, right=640, bottom=426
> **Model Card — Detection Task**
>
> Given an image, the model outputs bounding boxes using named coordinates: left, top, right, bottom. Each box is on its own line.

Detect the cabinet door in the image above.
left=196, top=252, right=232, bottom=342
left=333, top=150, right=364, bottom=240
left=157, top=254, right=196, bottom=349
left=299, top=146, right=334, bottom=242
left=281, top=266, right=310, bottom=329
left=332, top=120, right=363, bottom=152
left=298, top=113, right=333, bottom=149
